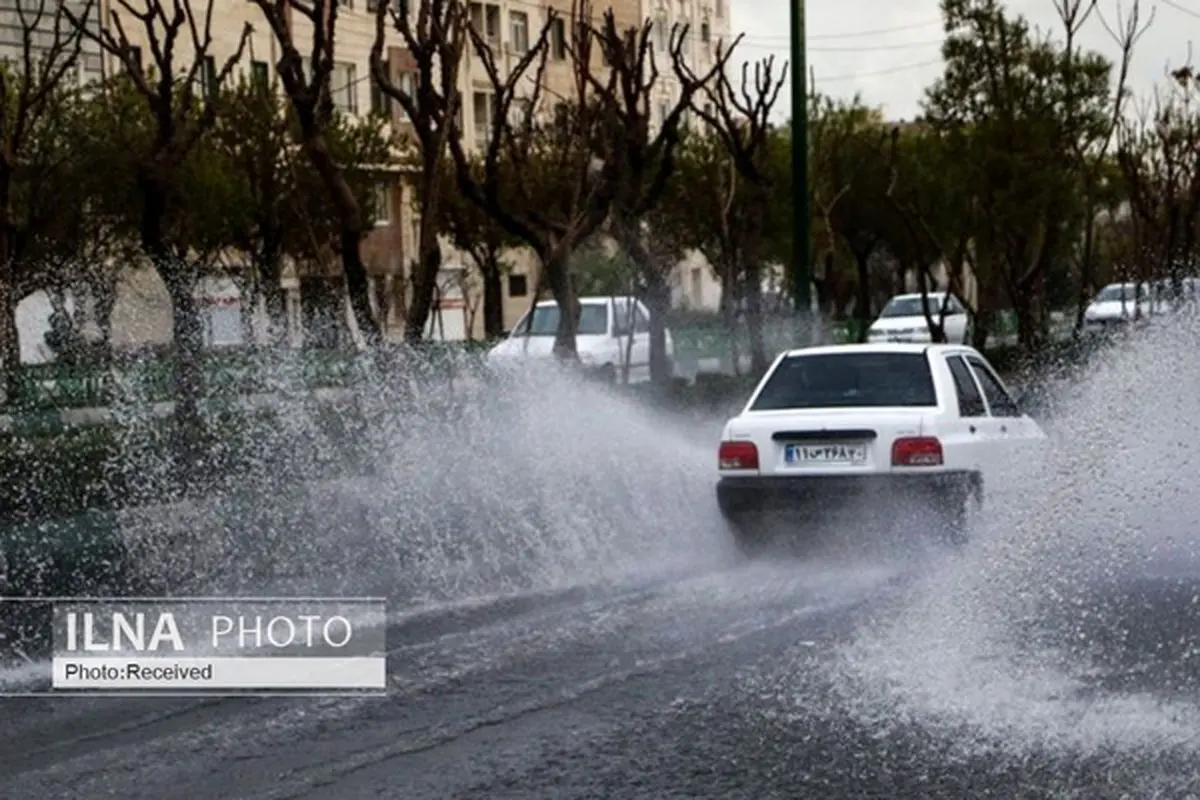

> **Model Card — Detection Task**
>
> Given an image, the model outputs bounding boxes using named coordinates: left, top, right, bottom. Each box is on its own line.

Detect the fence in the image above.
left=1, top=311, right=1077, bottom=415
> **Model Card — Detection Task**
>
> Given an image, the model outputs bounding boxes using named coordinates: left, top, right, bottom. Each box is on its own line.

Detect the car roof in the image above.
left=533, top=296, right=631, bottom=307
left=778, top=342, right=979, bottom=359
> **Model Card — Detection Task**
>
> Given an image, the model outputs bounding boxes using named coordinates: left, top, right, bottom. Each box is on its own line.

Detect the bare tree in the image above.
left=1116, top=71, right=1200, bottom=294
left=251, top=0, right=384, bottom=348
left=0, top=0, right=95, bottom=399
left=371, top=0, right=466, bottom=344
left=1056, top=0, right=1151, bottom=334
left=594, top=11, right=738, bottom=385
left=66, top=0, right=248, bottom=475
left=688, top=55, right=787, bottom=375
left=446, top=0, right=623, bottom=360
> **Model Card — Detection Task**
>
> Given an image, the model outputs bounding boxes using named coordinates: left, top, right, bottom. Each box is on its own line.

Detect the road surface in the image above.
left=2, top=539, right=1199, bottom=799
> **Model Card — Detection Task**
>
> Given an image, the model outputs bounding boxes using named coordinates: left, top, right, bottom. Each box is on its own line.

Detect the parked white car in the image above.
left=1082, top=281, right=1166, bottom=331
left=867, top=292, right=972, bottom=344
left=714, top=343, right=1044, bottom=553
left=485, top=296, right=674, bottom=384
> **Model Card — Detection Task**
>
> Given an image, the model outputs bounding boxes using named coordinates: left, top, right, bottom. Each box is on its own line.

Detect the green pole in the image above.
left=790, top=0, right=812, bottom=332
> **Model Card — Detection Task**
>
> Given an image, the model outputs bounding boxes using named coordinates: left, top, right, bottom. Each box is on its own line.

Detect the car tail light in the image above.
left=718, top=441, right=758, bottom=470
left=891, top=436, right=943, bottom=467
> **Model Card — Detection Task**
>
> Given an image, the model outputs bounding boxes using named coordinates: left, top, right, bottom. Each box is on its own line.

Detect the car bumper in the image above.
left=715, top=472, right=976, bottom=515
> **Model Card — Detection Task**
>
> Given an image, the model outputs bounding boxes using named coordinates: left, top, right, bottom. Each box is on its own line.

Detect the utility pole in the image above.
left=790, top=0, right=812, bottom=337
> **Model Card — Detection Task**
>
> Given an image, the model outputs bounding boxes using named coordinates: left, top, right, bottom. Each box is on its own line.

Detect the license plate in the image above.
left=785, top=443, right=868, bottom=465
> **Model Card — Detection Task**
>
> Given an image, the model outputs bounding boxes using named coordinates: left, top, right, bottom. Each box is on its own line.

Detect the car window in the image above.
left=946, top=355, right=986, bottom=417
left=878, top=295, right=945, bottom=318
left=750, top=352, right=938, bottom=410
left=514, top=304, right=609, bottom=336
left=945, top=295, right=967, bottom=315
left=966, top=356, right=1021, bottom=417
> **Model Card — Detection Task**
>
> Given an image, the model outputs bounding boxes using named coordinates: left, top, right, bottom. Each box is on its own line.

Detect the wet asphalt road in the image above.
left=2, top=543, right=1200, bottom=800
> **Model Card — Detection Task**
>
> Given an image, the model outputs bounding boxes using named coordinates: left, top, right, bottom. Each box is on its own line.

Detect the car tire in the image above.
left=933, top=477, right=979, bottom=547
left=597, top=363, right=617, bottom=384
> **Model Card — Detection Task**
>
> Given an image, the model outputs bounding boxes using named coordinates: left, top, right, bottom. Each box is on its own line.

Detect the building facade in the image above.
left=7, top=0, right=734, bottom=357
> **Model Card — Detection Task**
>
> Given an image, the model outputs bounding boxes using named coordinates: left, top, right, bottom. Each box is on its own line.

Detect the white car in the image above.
left=485, top=296, right=674, bottom=384
left=714, top=343, right=1044, bottom=553
left=867, top=292, right=971, bottom=344
left=1083, top=282, right=1164, bottom=331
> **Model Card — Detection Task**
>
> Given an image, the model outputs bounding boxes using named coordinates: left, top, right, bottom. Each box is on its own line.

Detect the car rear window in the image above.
left=750, top=352, right=939, bottom=410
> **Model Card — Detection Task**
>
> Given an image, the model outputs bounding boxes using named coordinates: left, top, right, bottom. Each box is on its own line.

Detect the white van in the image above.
left=485, top=296, right=674, bottom=384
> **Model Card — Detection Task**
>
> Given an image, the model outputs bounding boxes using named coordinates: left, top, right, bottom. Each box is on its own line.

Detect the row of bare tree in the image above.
left=0, top=0, right=786, bottom=480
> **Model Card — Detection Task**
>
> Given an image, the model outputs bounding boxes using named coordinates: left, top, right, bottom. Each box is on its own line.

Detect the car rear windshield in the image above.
left=750, top=352, right=939, bottom=410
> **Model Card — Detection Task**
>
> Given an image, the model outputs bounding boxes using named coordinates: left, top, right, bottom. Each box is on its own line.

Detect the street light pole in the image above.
left=790, top=0, right=812, bottom=336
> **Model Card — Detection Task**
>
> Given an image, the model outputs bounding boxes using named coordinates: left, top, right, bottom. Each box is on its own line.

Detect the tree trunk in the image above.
left=971, top=310, right=990, bottom=350
left=743, top=261, right=768, bottom=375
left=300, top=276, right=342, bottom=349
left=853, top=251, right=871, bottom=344
left=644, top=268, right=672, bottom=385
left=261, top=279, right=287, bottom=347
left=0, top=177, right=16, bottom=403
left=138, top=163, right=206, bottom=486
left=0, top=267, right=16, bottom=405
left=542, top=245, right=579, bottom=360
left=482, top=257, right=504, bottom=338
left=404, top=241, right=442, bottom=343
left=162, top=264, right=207, bottom=488
left=300, top=127, right=380, bottom=348
left=719, top=264, right=741, bottom=375
left=91, top=272, right=117, bottom=361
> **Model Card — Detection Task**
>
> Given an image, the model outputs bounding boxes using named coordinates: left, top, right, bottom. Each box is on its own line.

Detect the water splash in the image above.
left=99, top=358, right=738, bottom=608
left=829, top=316, right=1200, bottom=755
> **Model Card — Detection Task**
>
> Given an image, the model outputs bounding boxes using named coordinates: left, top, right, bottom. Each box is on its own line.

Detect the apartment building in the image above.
left=447, top=0, right=733, bottom=337
left=74, top=0, right=418, bottom=346
left=6, top=0, right=732, bottom=357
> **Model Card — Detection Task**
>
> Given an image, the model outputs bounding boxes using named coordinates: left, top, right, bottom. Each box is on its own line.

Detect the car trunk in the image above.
left=734, top=408, right=934, bottom=477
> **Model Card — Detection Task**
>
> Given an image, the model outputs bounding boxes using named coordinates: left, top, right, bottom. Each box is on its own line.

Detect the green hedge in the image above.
left=0, top=400, right=376, bottom=524
left=5, top=341, right=494, bottom=412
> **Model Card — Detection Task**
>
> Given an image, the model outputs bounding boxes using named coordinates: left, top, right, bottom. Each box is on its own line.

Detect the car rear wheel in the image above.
left=932, top=476, right=979, bottom=547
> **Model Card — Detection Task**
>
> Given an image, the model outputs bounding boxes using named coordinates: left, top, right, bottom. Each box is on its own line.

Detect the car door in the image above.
left=628, top=302, right=652, bottom=382
left=942, top=296, right=970, bottom=343
left=964, top=355, right=1031, bottom=443
left=943, top=354, right=996, bottom=478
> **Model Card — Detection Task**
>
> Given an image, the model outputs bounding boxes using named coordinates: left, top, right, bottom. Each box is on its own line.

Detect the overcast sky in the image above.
left=729, top=0, right=1200, bottom=122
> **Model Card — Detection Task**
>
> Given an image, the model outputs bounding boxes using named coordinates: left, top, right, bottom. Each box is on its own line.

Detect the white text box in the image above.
left=51, top=656, right=386, bottom=690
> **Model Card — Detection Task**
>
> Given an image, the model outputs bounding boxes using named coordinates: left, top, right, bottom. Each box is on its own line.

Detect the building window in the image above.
left=485, top=5, right=500, bottom=47
left=510, top=10, right=528, bottom=53
left=370, top=80, right=388, bottom=116
left=715, top=0, right=723, bottom=17
left=550, top=17, right=565, bottom=60
left=373, top=183, right=393, bottom=226
left=127, top=45, right=142, bottom=75
left=654, top=14, right=667, bottom=52
left=690, top=268, right=702, bottom=308
left=700, top=21, right=710, bottom=43
left=331, top=62, right=357, bottom=114
left=469, top=3, right=500, bottom=47
left=251, top=60, right=269, bottom=89
left=396, top=70, right=417, bottom=119
left=473, top=91, right=493, bottom=145
left=508, top=274, right=528, bottom=297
